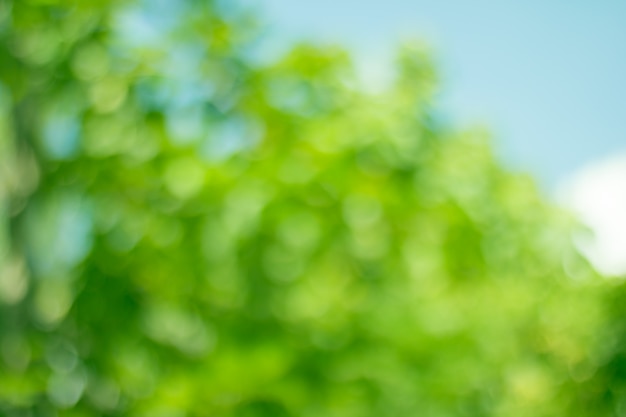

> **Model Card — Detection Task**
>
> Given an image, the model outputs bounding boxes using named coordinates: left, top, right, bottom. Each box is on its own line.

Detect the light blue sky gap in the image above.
left=257, top=0, right=626, bottom=192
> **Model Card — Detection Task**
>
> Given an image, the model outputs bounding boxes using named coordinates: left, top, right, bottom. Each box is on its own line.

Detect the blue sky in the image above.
left=256, top=0, right=626, bottom=192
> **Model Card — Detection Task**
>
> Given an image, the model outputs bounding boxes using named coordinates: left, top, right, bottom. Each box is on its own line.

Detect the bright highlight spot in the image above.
left=560, top=152, right=626, bottom=276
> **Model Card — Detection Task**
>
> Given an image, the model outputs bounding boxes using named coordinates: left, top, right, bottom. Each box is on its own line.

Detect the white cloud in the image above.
left=558, top=152, right=626, bottom=277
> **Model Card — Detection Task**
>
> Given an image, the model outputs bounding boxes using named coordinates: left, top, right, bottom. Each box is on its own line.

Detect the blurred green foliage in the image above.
left=0, top=0, right=623, bottom=416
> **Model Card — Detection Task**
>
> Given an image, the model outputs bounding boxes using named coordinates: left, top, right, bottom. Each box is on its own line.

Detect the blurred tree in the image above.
left=0, top=0, right=611, bottom=416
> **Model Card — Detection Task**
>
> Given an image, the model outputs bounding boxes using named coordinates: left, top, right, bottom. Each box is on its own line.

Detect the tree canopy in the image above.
left=0, top=1, right=622, bottom=416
